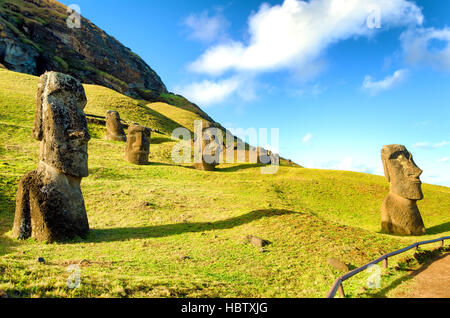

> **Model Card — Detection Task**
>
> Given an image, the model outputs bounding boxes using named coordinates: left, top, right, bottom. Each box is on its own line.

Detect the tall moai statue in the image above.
left=105, top=110, right=127, bottom=142
left=12, top=72, right=91, bottom=242
left=194, top=122, right=222, bottom=171
left=381, top=144, right=426, bottom=236
left=124, top=124, right=151, bottom=165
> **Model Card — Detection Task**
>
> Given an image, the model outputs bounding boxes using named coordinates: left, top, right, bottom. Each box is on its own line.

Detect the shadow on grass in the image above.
left=151, top=136, right=173, bottom=144
left=218, top=164, right=264, bottom=173
left=87, top=209, right=299, bottom=243
left=364, top=251, right=450, bottom=298
left=426, top=222, right=450, bottom=235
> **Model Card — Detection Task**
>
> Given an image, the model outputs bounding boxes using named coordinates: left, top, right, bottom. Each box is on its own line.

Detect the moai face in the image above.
left=33, top=72, right=91, bottom=178
left=125, top=124, right=151, bottom=164
left=382, top=144, right=423, bottom=200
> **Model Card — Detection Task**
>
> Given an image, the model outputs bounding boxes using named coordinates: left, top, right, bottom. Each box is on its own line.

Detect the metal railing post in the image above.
left=338, top=283, right=345, bottom=298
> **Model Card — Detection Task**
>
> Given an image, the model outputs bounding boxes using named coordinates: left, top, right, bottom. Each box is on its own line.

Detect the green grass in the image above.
left=0, top=68, right=449, bottom=298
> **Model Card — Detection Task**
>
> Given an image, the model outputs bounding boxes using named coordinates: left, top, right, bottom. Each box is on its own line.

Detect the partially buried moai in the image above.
left=12, top=72, right=91, bottom=242
left=105, top=110, right=127, bottom=142
left=381, top=144, right=426, bottom=236
left=124, top=124, right=151, bottom=165
left=194, top=123, right=221, bottom=171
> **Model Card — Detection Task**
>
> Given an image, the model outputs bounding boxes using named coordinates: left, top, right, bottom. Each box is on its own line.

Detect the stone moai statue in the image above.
left=124, top=124, right=151, bottom=165
left=12, top=72, right=91, bottom=242
left=105, top=110, right=126, bottom=142
left=257, top=147, right=272, bottom=165
left=194, top=123, right=221, bottom=171
left=381, top=144, right=426, bottom=236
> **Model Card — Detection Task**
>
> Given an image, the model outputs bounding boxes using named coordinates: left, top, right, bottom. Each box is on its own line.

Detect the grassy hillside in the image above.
left=0, top=69, right=449, bottom=298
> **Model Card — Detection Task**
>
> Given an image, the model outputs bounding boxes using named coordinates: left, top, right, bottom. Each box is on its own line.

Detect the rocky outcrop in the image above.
left=0, top=0, right=167, bottom=98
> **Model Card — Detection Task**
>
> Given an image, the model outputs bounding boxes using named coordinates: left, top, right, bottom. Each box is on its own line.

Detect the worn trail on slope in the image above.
left=397, top=253, right=450, bottom=298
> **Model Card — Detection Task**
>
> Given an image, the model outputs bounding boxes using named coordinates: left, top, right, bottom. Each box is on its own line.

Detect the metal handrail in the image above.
left=326, top=236, right=450, bottom=298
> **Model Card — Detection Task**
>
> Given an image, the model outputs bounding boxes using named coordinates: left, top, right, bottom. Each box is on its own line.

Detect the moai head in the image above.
left=257, top=147, right=271, bottom=164
left=382, top=144, right=423, bottom=200
left=33, top=72, right=90, bottom=177
left=106, top=110, right=126, bottom=141
left=125, top=124, right=151, bottom=165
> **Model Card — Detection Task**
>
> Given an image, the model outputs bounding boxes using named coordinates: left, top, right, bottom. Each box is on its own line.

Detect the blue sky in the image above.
left=59, top=0, right=450, bottom=186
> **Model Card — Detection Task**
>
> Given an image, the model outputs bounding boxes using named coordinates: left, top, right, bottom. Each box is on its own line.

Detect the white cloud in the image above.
left=189, top=0, right=423, bottom=76
left=302, top=133, right=313, bottom=143
left=362, top=69, right=409, bottom=95
left=400, top=27, right=450, bottom=71
left=438, top=157, right=450, bottom=163
left=413, top=140, right=450, bottom=149
left=183, top=10, right=230, bottom=43
left=175, top=77, right=241, bottom=106
left=413, top=142, right=430, bottom=148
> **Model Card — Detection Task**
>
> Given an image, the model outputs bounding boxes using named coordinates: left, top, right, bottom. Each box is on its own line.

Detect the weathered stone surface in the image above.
left=12, top=72, right=90, bottom=242
left=381, top=144, right=426, bottom=236
left=194, top=124, right=221, bottom=171
left=328, top=257, right=349, bottom=272
left=105, top=110, right=126, bottom=142
left=246, top=235, right=270, bottom=248
left=124, top=124, right=151, bottom=165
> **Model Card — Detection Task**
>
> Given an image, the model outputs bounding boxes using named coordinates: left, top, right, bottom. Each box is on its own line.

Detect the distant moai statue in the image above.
left=194, top=122, right=222, bottom=171
left=381, top=144, right=426, bottom=236
left=257, top=147, right=272, bottom=165
left=12, top=72, right=90, bottom=242
left=105, top=110, right=126, bottom=142
left=124, top=124, right=151, bottom=165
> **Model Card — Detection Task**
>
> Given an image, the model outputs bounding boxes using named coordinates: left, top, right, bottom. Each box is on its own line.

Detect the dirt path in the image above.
left=394, top=253, right=450, bottom=298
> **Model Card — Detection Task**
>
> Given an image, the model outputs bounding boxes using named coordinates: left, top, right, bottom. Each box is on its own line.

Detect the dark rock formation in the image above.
left=381, top=144, right=426, bottom=236
left=0, top=0, right=167, bottom=98
left=12, top=71, right=90, bottom=242
left=105, top=110, right=126, bottom=142
left=124, top=124, right=151, bottom=165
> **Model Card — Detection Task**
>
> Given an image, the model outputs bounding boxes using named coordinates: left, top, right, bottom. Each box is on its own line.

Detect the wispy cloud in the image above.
left=413, top=140, right=450, bottom=149
left=183, top=9, right=230, bottom=43
left=413, top=142, right=430, bottom=148
left=438, top=157, right=450, bottom=163
left=175, top=77, right=241, bottom=106
left=302, top=133, right=313, bottom=143
left=362, top=69, right=409, bottom=95
left=401, top=27, right=450, bottom=71
left=433, top=141, right=450, bottom=148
